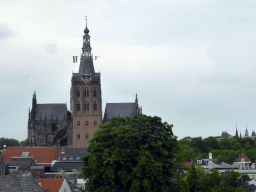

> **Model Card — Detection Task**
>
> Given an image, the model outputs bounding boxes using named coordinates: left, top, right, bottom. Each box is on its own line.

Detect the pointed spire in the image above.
left=135, top=93, right=138, bottom=104
left=236, top=123, right=238, bottom=137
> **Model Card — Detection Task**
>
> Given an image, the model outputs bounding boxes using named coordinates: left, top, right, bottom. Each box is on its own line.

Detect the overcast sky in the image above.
left=1, top=0, right=256, bottom=142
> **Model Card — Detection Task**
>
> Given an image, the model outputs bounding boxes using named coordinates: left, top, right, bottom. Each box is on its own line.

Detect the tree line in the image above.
left=0, top=137, right=28, bottom=149
left=179, top=136, right=256, bottom=164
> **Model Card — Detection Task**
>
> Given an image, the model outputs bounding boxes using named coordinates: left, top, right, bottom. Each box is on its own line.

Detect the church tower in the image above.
left=71, top=18, right=102, bottom=148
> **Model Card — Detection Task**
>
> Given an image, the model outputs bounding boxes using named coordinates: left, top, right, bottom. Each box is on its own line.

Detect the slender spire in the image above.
left=235, top=123, right=238, bottom=137
left=79, top=16, right=95, bottom=75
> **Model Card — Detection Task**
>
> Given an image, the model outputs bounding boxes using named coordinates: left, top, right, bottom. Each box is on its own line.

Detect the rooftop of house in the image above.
left=0, top=175, right=46, bottom=192
left=2, top=147, right=58, bottom=164
left=51, top=161, right=83, bottom=172
left=35, top=178, right=64, bottom=192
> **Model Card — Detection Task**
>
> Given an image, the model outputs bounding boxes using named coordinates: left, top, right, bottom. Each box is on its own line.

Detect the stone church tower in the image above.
left=71, top=21, right=102, bottom=148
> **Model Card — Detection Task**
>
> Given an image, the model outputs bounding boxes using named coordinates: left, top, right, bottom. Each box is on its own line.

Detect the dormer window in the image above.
left=197, top=160, right=202, bottom=164
left=241, top=158, right=245, bottom=162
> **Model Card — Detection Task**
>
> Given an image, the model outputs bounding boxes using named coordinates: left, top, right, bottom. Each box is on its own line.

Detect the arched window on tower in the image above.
left=84, top=88, right=89, bottom=98
left=77, top=101, right=80, bottom=111
left=93, top=88, right=97, bottom=97
left=84, top=101, right=89, bottom=111
left=76, top=88, right=80, bottom=98
left=93, top=101, right=97, bottom=111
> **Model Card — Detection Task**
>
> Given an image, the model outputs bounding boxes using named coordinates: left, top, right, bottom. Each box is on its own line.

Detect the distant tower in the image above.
left=235, top=123, right=238, bottom=137
left=71, top=17, right=102, bottom=148
left=245, top=125, right=249, bottom=138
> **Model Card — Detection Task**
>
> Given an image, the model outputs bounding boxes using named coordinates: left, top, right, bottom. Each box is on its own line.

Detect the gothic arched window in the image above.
left=93, top=87, right=97, bottom=97
left=77, top=134, right=80, bottom=140
left=76, top=88, right=80, bottom=98
left=85, top=121, right=89, bottom=126
left=86, top=134, right=89, bottom=140
left=93, top=101, right=97, bottom=111
left=94, top=121, right=97, bottom=126
left=77, top=101, right=80, bottom=111
left=77, top=121, right=80, bottom=127
left=84, top=101, right=89, bottom=111
left=84, top=88, right=89, bottom=98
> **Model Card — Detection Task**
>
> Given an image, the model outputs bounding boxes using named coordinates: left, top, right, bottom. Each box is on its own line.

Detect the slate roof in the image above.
left=8, top=161, right=33, bottom=170
left=0, top=156, right=6, bottom=175
left=51, top=161, right=83, bottom=172
left=217, top=162, right=238, bottom=169
left=0, top=175, right=46, bottom=192
left=103, top=103, right=138, bottom=123
left=35, top=104, right=67, bottom=120
left=2, top=147, right=57, bottom=164
left=35, top=179, right=64, bottom=192
left=61, top=148, right=87, bottom=161
left=66, top=180, right=81, bottom=192
left=221, top=131, right=230, bottom=139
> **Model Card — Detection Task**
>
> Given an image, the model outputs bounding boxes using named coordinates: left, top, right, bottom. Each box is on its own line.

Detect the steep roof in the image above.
left=0, top=175, right=46, bottom=192
left=62, top=147, right=87, bottom=161
left=103, top=103, right=138, bottom=123
left=51, top=161, right=83, bottom=172
left=35, top=179, right=64, bottom=192
left=221, top=131, right=230, bottom=139
left=2, top=147, right=57, bottom=164
left=35, top=103, right=67, bottom=120
left=236, top=154, right=251, bottom=163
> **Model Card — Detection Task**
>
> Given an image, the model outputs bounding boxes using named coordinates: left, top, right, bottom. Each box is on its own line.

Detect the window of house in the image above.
left=93, top=88, right=97, bottom=97
left=94, top=121, right=97, bottom=126
left=63, top=157, right=66, bottom=160
left=86, top=134, right=89, bottom=140
left=197, top=160, right=202, bottom=164
left=84, top=101, right=89, bottom=111
left=77, top=121, right=80, bottom=127
left=76, top=88, right=80, bottom=98
left=77, top=134, right=80, bottom=140
left=84, top=88, right=89, bottom=98
left=76, top=157, right=80, bottom=160
left=77, top=101, right=80, bottom=111
left=241, top=158, right=245, bottom=162
left=85, top=121, right=89, bottom=126
left=93, top=101, right=97, bottom=111
left=70, top=157, right=73, bottom=160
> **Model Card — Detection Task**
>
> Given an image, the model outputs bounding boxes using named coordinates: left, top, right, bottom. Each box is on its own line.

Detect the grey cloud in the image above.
left=0, top=24, right=15, bottom=40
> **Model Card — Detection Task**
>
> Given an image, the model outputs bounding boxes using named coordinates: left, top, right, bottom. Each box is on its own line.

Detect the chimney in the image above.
left=209, top=153, right=212, bottom=170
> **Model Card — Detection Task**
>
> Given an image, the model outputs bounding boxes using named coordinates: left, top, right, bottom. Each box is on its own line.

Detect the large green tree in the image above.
left=82, top=115, right=182, bottom=192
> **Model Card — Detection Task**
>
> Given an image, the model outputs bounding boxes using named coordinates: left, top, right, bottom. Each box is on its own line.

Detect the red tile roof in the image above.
left=35, top=179, right=64, bottom=192
left=183, top=162, right=192, bottom=166
left=236, top=154, right=251, bottom=163
left=2, top=147, right=58, bottom=164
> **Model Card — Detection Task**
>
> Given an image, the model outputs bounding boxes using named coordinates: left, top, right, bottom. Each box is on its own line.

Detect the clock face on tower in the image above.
left=83, top=76, right=90, bottom=84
